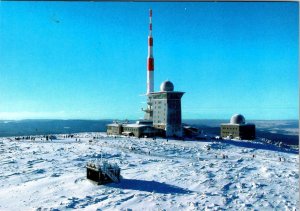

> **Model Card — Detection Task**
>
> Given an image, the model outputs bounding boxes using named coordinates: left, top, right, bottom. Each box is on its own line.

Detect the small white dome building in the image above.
left=230, top=114, right=246, bottom=124
left=221, top=114, right=255, bottom=140
left=160, top=81, right=174, bottom=92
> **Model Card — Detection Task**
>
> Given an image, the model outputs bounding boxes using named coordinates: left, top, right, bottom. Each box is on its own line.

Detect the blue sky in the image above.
left=0, top=2, right=298, bottom=120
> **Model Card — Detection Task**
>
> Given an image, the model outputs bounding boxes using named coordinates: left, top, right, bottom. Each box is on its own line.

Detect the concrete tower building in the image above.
left=141, top=9, right=185, bottom=137
left=108, top=9, right=185, bottom=138
left=148, top=81, right=185, bottom=137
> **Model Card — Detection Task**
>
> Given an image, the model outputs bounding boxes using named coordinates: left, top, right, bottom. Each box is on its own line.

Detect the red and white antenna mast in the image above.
left=147, top=9, right=154, bottom=94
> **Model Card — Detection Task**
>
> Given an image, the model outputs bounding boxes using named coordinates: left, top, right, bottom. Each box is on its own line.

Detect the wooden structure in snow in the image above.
left=86, top=161, right=121, bottom=185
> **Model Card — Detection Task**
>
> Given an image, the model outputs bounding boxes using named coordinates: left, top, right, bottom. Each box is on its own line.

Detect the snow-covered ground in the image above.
left=0, top=133, right=298, bottom=210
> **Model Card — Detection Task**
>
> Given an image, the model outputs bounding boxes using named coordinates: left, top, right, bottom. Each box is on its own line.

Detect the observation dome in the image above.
left=160, top=80, right=174, bottom=92
left=230, top=114, right=246, bottom=124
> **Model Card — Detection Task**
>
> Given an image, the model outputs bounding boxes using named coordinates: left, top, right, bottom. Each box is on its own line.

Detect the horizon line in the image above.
left=0, top=118, right=298, bottom=121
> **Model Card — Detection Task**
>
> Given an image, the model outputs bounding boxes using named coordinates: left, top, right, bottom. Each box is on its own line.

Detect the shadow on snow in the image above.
left=188, top=138, right=298, bottom=155
left=108, top=178, right=191, bottom=194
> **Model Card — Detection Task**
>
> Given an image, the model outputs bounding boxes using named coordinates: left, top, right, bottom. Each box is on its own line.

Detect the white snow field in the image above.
left=0, top=133, right=298, bottom=210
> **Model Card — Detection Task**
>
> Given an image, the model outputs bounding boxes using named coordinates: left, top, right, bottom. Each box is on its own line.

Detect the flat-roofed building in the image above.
left=123, top=124, right=160, bottom=138
left=106, top=120, right=165, bottom=138
left=107, top=123, right=123, bottom=135
left=221, top=114, right=256, bottom=140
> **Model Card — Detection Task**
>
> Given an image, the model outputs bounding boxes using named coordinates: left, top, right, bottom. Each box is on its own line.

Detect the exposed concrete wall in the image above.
left=151, top=92, right=184, bottom=137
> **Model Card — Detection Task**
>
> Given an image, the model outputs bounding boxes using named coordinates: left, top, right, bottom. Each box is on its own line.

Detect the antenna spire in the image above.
left=147, top=8, right=154, bottom=94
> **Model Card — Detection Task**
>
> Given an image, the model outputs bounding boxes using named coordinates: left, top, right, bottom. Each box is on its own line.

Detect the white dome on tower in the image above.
left=160, top=81, right=174, bottom=92
left=230, top=114, right=246, bottom=124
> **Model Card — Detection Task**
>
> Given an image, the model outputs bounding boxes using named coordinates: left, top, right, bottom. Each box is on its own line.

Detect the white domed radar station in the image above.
left=221, top=114, right=255, bottom=140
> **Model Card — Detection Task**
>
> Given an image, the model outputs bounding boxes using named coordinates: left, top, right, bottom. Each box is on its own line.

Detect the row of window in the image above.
left=154, top=101, right=164, bottom=105
left=222, top=127, right=238, bottom=130
left=154, top=106, right=165, bottom=110
left=107, top=126, right=121, bottom=130
left=124, top=127, right=139, bottom=132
